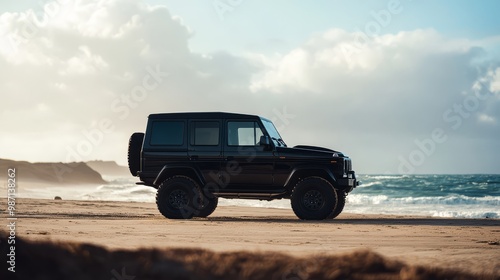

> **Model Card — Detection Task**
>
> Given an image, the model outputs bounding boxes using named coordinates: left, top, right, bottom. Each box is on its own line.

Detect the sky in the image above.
left=0, top=0, right=499, bottom=174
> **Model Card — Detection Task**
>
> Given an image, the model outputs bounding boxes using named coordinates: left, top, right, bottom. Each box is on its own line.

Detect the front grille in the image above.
left=344, top=158, right=352, bottom=172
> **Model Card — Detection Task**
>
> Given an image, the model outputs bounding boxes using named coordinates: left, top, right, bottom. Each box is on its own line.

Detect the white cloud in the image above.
left=250, top=28, right=480, bottom=94
left=490, top=67, right=500, bottom=93
left=478, top=114, right=495, bottom=123
left=59, top=45, right=109, bottom=75
left=0, top=0, right=196, bottom=162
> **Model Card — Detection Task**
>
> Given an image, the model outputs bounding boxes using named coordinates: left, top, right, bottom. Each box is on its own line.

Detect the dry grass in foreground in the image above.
left=0, top=231, right=496, bottom=280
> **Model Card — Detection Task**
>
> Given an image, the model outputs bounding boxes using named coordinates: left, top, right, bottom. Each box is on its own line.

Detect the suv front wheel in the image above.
left=291, top=177, right=338, bottom=220
left=329, top=190, right=346, bottom=219
left=156, top=176, right=200, bottom=219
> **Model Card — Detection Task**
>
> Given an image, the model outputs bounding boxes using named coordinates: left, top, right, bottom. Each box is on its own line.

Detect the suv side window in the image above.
left=227, top=121, right=264, bottom=146
left=150, top=121, right=185, bottom=146
left=190, top=121, right=220, bottom=146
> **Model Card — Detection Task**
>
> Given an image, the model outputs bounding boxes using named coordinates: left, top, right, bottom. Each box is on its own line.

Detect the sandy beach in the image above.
left=2, top=197, right=498, bottom=278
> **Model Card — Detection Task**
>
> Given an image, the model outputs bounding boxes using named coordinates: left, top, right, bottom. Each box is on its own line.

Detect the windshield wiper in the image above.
left=272, top=137, right=287, bottom=147
left=271, top=137, right=282, bottom=147
left=278, top=138, right=287, bottom=147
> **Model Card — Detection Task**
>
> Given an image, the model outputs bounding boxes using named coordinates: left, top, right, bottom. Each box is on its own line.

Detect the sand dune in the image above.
left=0, top=231, right=494, bottom=280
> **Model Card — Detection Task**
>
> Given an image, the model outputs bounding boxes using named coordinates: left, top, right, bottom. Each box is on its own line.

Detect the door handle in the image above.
left=190, top=155, right=199, bottom=161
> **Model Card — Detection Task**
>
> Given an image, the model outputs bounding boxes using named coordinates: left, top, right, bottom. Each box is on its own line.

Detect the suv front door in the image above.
left=222, top=120, right=275, bottom=191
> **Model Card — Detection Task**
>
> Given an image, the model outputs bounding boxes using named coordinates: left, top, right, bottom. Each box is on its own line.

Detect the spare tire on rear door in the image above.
left=128, top=132, right=144, bottom=176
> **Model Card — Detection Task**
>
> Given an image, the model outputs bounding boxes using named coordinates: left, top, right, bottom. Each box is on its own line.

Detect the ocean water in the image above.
left=17, top=174, right=500, bottom=219
left=346, top=174, right=500, bottom=219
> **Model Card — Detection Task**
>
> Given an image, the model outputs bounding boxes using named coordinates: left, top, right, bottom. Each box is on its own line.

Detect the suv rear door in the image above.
left=142, top=119, right=188, bottom=183
left=188, top=120, right=223, bottom=187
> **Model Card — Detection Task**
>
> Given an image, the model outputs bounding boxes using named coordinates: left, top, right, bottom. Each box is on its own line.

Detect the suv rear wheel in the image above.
left=291, top=177, right=338, bottom=220
left=156, top=176, right=200, bottom=219
left=195, top=195, right=218, bottom=218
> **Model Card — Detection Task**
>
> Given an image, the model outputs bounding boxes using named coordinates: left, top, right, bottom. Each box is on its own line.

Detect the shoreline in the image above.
left=2, top=198, right=499, bottom=276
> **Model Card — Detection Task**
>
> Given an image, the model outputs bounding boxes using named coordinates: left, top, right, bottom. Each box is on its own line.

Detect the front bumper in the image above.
left=337, top=171, right=358, bottom=193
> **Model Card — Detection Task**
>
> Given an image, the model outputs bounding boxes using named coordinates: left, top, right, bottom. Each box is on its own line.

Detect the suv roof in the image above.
left=149, top=112, right=263, bottom=120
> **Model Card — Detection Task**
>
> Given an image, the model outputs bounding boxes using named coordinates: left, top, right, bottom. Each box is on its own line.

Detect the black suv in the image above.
left=128, top=112, right=357, bottom=220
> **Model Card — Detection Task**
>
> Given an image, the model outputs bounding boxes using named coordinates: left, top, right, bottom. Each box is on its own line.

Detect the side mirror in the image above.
left=259, top=136, right=272, bottom=150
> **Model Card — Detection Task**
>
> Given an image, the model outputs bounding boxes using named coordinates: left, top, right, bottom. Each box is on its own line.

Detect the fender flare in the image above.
left=153, top=164, right=205, bottom=187
left=284, top=166, right=337, bottom=191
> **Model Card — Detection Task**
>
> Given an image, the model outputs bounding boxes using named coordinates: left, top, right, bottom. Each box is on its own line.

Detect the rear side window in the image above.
left=150, top=121, right=184, bottom=146
left=190, top=121, right=220, bottom=146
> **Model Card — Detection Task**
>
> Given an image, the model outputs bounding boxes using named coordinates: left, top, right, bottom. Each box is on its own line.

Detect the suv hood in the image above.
left=276, top=145, right=346, bottom=158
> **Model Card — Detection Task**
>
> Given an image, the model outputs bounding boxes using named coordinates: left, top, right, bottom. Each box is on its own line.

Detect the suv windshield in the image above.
left=261, top=118, right=287, bottom=147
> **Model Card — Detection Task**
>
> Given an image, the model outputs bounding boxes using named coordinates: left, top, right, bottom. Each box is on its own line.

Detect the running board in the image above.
left=216, top=192, right=288, bottom=201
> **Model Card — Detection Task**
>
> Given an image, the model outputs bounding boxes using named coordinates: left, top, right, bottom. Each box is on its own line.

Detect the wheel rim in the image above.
left=168, top=189, right=189, bottom=209
left=302, top=189, right=324, bottom=211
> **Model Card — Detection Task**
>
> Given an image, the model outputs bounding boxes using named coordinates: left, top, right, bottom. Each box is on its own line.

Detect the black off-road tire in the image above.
left=195, top=196, right=219, bottom=218
left=128, top=132, right=144, bottom=176
left=156, top=176, right=200, bottom=219
left=329, top=190, right=346, bottom=219
left=291, top=177, right=338, bottom=220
